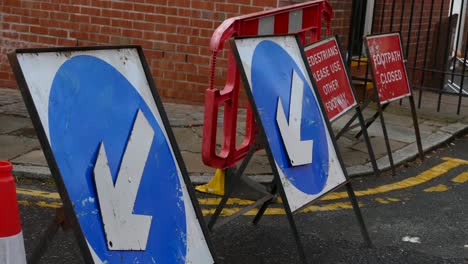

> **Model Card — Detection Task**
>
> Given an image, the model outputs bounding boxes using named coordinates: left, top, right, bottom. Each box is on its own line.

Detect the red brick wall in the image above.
left=0, top=0, right=278, bottom=104
left=4, top=1, right=457, bottom=103
left=328, top=1, right=353, bottom=49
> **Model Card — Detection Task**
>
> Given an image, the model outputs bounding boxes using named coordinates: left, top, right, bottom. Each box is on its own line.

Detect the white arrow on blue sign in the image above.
left=14, top=48, right=214, bottom=263
left=234, top=36, right=347, bottom=212
left=276, top=69, right=313, bottom=166
left=93, top=110, right=154, bottom=251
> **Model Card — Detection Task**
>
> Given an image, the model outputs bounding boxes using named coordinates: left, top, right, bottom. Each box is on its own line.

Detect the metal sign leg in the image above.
left=207, top=140, right=272, bottom=230
left=335, top=111, right=359, bottom=140
left=330, top=104, right=380, bottom=177
left=207, top=167, right=239, bottom=230
left=355, top=103, right=389, bottom=139
left=335, top=100, right=372, bottom=140
left=409, top=95, right=424, bottom=161
left=284, top=205, right=307, bottom=263
left=252, top=183, right=278, bottom=225
left=345, top=182, right=373, bottom=248
left=272, top=177, right=307, bottom=263
left=356, top=106, right=380, bottom=176
left=250, top=175, right=309, bottom=264
left=376, top=103, right=396, bottom=175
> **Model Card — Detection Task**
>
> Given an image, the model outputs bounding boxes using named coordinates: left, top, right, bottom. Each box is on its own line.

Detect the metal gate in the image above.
left=348, top=0, right=468, bottom=114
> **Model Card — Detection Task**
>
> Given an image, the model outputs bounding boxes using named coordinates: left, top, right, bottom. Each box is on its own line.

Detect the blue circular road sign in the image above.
left=251, top=40, right=329, bottom=195
left=49, top=55, right=187, bottom=263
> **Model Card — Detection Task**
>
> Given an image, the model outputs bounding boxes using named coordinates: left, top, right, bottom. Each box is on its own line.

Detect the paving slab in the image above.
left=0, top=115, right=32, bottom=134
left=0, top=89, right=22, bottom=106
left=187, top=111, right=205, bottom=125
left=11, top=150, right=47, bottom=166
left=372, top=131, right=453, bottom=172
left=0, top=135, right=40, bottom=160
left=347, top=164, right=374, bottom=177
left=351, top=137, right=407, bottom=158
left=12, top=164, right=51, bottom=180
left=340, top=147, right=370, bottom=167
left=191, top=126, right=224, bottom=153
left=180, top=151, right=216, bottom=174
left=350, top=120, right=431, bottom=144
left=7, top=127, right=38, bottom=138
left=418, top=123, right=441, bottom=135
left=384, top=124, right=428, bottom=143
left=163, top=102, right=205, bottom=127
left=375, top=144, right=418, bottom=171
left=390, top=142, right=421, bottom=165
left=378, top=111, right=415, bottom=128
left=421, top=131, right=452, bottom=152
left=331, top=113, right=359, bottom=131
left=255, top=149, right=268, bottom=157
left=244, top=155, right=271, bottom=175
left=172, top=127, right=203, bottom=153
left=334, top=136, right=356, bottom=149
left=420, top=119, right=448, bottom=128
left=0, top=102, right=29, bottom=117
left=440, top=122, right=468, bottom=135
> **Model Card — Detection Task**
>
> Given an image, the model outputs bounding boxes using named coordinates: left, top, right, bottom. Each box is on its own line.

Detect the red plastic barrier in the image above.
left=202, top=1, right=333, bottom=169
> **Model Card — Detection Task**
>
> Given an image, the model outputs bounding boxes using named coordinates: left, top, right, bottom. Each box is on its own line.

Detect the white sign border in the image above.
left=232, top=35, right=348, bottom=212
left=10, top=47, right=214, bottom=264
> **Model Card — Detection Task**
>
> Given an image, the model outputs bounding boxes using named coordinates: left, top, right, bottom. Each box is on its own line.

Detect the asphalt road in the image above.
left=15, top=134, right=468, bottom=263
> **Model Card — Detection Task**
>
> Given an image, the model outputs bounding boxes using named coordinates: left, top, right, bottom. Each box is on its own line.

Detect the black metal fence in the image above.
left=348, top=0, right=468, bottom=114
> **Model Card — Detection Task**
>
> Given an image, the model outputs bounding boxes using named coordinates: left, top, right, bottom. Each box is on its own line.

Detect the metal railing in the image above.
left=348, top=0, right=468, bottom=114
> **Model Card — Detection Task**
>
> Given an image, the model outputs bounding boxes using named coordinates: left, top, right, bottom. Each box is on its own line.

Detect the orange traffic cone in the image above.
left=0, top=161, right=26, bottom=264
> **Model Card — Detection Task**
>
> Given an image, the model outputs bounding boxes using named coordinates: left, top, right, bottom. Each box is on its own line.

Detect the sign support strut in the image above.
left=409, top=95, right=424, bottom=160
left=207, top=138, right=274, bottom=230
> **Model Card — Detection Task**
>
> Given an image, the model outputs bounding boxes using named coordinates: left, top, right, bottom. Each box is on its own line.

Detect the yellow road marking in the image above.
left=424, top=184, right=449, bottom=192
left=15, top=157, right=468, bottom=214
left=374, top=197, right=400, bottom=204
left=451, top=172, right=468, bottom=183
left=18, top=198, right=358, bottom=215
left=36, top=201, right=63, bottom=208
left=375, top=198, right=390, bottom=204
left=16, top=188, right=60, bottom=200
left=18, top=200, right=62, bottom=209
left=301, top=202, right=356, bottom=213
left=320, top=157, right=467, bottom=200
left=17, top=200, right=31, bottom=206
left=442, top=157, right=468, bottom=165
left=197, top=198, right=254, bottom=206
left=201, top=201, right=359, bottom=216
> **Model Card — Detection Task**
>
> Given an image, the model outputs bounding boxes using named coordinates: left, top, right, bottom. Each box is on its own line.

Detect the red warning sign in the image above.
left=304, top=37, right=357, bottom=121
left=365, top=33, right=411, bottom=103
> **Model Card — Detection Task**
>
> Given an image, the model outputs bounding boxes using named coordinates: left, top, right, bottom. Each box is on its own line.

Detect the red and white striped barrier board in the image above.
left=240, top=7, right=325, bottom=36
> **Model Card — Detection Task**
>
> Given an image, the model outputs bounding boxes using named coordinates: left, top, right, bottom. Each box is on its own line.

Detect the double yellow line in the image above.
left=15, top=157, right=468, bottom=215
